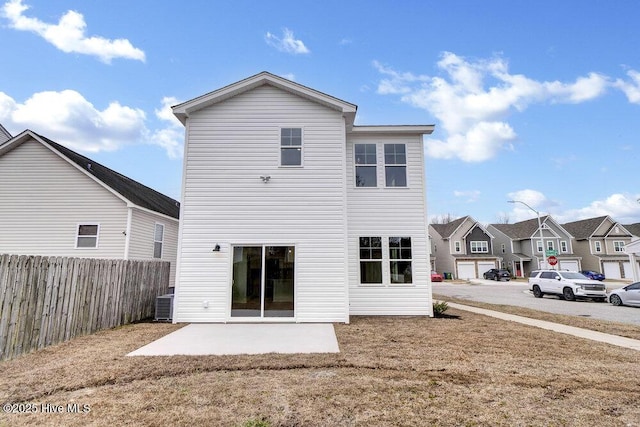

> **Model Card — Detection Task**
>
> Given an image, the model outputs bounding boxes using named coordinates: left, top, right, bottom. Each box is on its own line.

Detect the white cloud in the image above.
left=614, top=70, right=640, bottom=104
left=374, top=52, right=610, bottom=162
left=0, top=90, right=182, bottom=158
left=554, top=194, right=640, bottom=224
left=453, top=190, right=481, bottom=203
left=1, top=0, right=145, bottom=63
left=265, top=28, right=310, bottom=54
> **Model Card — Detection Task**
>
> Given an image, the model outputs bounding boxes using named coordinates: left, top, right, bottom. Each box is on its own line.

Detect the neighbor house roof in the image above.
left=0, top=130, right=180, bottom=219
left=173, top=71, right=358, bottom=126
left=562, top=216, right=609, bottom=240
left=430, top=216, right=470, bottom=239
left=622, top=223, right=640, bottom=238
left=490, top=215, right=551, bottom=240
left=0, top=123, right=11, bottom=144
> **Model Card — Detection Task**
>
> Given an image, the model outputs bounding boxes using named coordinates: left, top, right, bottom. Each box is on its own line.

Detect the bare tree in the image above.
left=495, top=213, right=511, bottom=224
left=430, top=213, right=457, bottom=224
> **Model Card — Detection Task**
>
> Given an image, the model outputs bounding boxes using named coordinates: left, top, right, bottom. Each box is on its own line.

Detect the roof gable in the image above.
left=430, top=216, right=470, bottom=239
left=563, top=216, right=610, bottom=239
left=0, top=123, right=11, bottom=144
left=0, top=130, right=180, bottom=219
left=173, top=71, right=358, bottom=126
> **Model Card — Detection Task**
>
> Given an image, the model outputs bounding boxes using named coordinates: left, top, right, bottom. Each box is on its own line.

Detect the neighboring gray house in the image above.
left=0, top=123, right=11, bottom=144
left=563, top=216, right=635, bottom=280
left=624, top=223, right=640, bottom=239
left=171, top=71, right=435, bottom=323
left=488, top=215, right=581, bottom=277
left=429, top=216, right=500, bottom=279
left=0, top=130, right=180, bottom=285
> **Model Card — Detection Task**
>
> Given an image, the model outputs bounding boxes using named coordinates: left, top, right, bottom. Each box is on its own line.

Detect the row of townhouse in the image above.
left=1, top=71, right=436, bottom=323
left=430, top=215, right=640, bottom=280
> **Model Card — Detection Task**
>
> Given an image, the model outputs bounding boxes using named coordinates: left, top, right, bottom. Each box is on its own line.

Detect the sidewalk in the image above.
left=446, top=302, right=640, bottom=351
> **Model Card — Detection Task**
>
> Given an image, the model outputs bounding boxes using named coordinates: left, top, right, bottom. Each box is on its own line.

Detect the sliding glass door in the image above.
left=231, top=245, right=295, bottom=318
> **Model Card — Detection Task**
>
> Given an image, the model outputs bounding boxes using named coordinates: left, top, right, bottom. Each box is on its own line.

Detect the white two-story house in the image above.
left=171, top=72, right=434, bottom=323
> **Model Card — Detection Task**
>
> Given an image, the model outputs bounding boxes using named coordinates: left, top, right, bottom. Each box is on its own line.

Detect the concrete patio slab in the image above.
left=127, top=323, right=340, bottom=356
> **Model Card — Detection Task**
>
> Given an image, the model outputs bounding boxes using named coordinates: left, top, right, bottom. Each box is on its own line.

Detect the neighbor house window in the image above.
left=561, top=241, right=568, bottom=252
left=501, top=244, right=506, bottom=253
left=354, top=144, right=377, bottom=187
left=154, top=223, right=164, bottom=258
left=359, top=237, right=382, bottom=284
left=613, top=241, right=625, bottom=252
left=389, top=237, right=412, bottom=284
left=594, top=241, right=602, bottom=253
left=547, top=241, right=554, bottom=251
left=470, top=241, right=488, bottom=253
left=536, top=240, right=543, bottom=252
left=280, top=128, right=302, bottom=166
left=384, top=144, right=407, bottom=187
left=454, top=241, right=461, bottom=253
left=76, top=224, right=99, bottom=248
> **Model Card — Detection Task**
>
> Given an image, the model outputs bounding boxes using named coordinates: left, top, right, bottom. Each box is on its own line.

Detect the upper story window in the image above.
left=354, top=144, right=377, bottom=187
left=546, top=241, right=554, bottom=251
left=76, top=224, right=99, bottom=249
left=536, top=240, right=543, bottom=252
left=613, top=241, right=625, bottom=252
left=470, top=241, right=488, bottom=253
left=561, top=241, right=568, bottom=252
left=280, top=128, right=302, bottom=166
left=501, top=244, right=506, bottom=253
left=594, top=241, right=602, bottom=253
left=454, top=241, right=461, bottom=253
left=154, top=223, right=164, bottom=258
left=384, top=144, right=407, bottom=187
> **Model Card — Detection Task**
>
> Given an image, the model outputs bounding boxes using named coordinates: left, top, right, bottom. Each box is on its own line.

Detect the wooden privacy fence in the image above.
left=0, top=254, right=170, bottom=361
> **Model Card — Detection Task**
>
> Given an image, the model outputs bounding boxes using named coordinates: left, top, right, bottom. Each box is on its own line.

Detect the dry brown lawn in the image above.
left=1, top=305, right=639, bottom=427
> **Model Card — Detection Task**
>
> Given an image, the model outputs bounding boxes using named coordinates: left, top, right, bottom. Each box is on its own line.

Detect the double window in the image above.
left=359, top=236, right=412, bottom=284
left=280, top=128, right=302, bottom=166
left=354, top=143, right=407, bottom=188
left=613, top=241, right=625, bottom=252
left=76, top=224, right=99, bottom=249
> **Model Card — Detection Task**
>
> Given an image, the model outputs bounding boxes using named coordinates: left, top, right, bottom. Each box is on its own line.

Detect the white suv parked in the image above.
left=528, top=270, right=607, bottom=302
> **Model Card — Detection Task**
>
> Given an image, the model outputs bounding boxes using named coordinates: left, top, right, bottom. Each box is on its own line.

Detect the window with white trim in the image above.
left=384, top=144, right=407, bottom=187
left=536, top=240, right=543, bottom=252
left=547, top=241, right=554, bottom=251
left=613, top=241, right=625, bottom=252
left=454, top=241, right=461, bottom=253
left=561, top=241, right=568, bottom=252
left=280, top=128, right=302, bottom=166
left=359, top=237, right=382, bottom=284
left=154, top=223, right=164, bottom=258
left=76, top=224, right=99, bottom=248
left=594, top=241, right=602, bottom=253
left=354, top=144, right=377, bottom=187
left=389, top=237, right=412, bottom=284
left=470, top=241, right=488, bottom=253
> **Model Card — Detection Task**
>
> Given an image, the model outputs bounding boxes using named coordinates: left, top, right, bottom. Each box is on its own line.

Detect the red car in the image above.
left=431, top=271, right=444, bottom=282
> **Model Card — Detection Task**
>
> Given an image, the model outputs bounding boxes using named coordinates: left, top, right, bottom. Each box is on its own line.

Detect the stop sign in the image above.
left=548, top=255, right=558, bottom=266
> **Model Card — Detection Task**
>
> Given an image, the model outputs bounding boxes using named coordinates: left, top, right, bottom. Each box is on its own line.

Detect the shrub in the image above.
left=433, top=301, right=449, bottom=317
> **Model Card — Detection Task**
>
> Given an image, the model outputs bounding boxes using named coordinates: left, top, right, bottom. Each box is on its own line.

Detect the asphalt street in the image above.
left=433, top=280, right=640, bottom=326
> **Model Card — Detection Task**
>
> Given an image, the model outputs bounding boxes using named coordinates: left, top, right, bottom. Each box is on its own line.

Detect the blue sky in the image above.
left=2, top=0, right=640, bottom=226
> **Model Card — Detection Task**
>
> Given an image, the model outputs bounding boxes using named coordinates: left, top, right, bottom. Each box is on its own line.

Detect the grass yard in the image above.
left=1, top=305, right=639, bottom=427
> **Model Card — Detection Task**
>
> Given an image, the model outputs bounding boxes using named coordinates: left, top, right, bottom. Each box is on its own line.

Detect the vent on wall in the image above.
left=155, top=294, right=174, bottom=321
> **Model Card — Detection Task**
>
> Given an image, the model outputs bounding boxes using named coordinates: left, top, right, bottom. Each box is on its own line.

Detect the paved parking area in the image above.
left=433, top=280, right=640, bottom=326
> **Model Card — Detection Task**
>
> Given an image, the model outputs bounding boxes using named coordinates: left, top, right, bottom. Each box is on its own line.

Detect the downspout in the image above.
left=124, top=207, right=133, bottom=260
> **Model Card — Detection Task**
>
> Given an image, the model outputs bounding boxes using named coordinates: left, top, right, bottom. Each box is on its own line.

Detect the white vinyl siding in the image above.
left=128, top=208, right=179, bottom=287
left=347, top=133, right=431, bottom=315
left=0, top=139, right=128, bottom=258
left=175, top=85, right=348, bottom=323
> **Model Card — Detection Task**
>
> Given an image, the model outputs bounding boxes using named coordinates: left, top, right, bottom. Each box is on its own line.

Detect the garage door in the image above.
left=478, top=262, right=496, bottom=277
left=457, top=262, right=476, bottom=279
left=623, top=262, right=632, bottom=279
left=559, top=260, right=579, bottom=272
left=603, top=262, right=621, bottom=279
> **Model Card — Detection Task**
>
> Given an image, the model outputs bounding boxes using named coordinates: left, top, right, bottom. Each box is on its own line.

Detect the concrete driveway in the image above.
left=433, top=280, right=640, bottom=326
